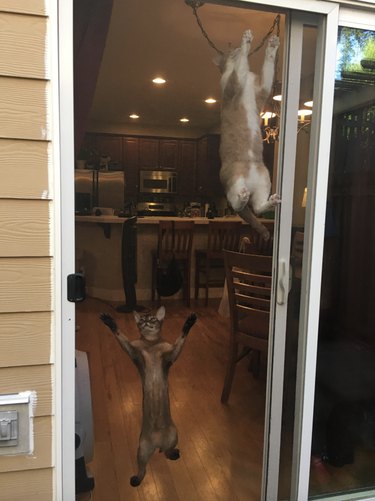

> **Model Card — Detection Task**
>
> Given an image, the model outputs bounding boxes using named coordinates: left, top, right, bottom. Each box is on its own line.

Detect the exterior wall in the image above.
left=0, top=1, right=54, bottom=499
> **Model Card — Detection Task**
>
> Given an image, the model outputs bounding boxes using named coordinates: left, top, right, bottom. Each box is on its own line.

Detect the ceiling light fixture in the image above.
left=273, top=94, right=282, bottom=101
left=298, top=109, right=313, bottom=122
left=180, top=117, right=189, bottom=123
left=152, top=77, right=166, bottom=85
left=304, top=100, right=313, bottom=107
left=205, top=98, right=217, bottom=104
left=129, top=114, right=139, bottom=119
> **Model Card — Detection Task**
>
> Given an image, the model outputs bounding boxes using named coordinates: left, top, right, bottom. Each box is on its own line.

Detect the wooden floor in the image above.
left=76, top=297, right=267, bottom=501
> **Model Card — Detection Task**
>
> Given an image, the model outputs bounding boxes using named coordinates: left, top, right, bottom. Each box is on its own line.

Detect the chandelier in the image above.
left=261, top=92, right=313, bottom=143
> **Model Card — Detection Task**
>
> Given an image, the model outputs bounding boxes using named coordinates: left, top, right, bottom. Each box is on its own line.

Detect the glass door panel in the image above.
left=309, top=24, right=375, bottom=499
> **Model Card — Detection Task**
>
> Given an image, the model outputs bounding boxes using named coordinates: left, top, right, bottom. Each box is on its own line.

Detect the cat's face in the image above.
left=134, top=306, right=165, bottom=342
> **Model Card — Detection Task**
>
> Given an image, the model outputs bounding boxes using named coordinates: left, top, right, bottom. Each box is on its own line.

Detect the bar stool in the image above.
left=151, top=220, right=194, bottom=306
left=194, top=220, right=242, bottom=305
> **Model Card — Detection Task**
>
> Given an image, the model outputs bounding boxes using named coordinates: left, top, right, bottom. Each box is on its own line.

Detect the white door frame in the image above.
left=57, top=1, right=375, bottom=500
left=56, top=0, right=76, bottom=499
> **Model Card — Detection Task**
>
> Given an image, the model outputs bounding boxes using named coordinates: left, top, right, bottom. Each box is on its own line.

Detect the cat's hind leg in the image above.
left=130, top=436, right=155, bottom=487
left=225, top=176, right=250, bottom=212
left=162, top=424, right=180, bottom=461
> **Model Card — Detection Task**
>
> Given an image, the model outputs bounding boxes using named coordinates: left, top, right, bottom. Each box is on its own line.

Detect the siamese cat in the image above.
left=100, top=307, right=197, bottom=487
left=216, top=29, right=281, bottom=240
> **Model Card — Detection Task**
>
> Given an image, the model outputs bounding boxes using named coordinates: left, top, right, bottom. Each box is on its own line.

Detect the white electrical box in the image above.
left=0, top=393, right=34, bottom=455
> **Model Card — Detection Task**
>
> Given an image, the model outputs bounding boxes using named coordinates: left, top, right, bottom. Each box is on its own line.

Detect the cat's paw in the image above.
left=165, top=448, right=180, bottom=460
left=99, top=313, right=117, bottom=333
left=242, top=29, right=253, bottom=45
left=130, top=475, right=141, bottom=487
left=268, top=35, right=280, bottom=49
left=269, top=193, right=281, bottom=206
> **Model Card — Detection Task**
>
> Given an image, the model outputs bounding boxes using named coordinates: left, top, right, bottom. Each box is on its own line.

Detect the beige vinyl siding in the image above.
left=0, top=2, right=53, bottom=499
left=0, top=77, right=49, bottom=140
left=0, top=1, right=46, bottom=16
left=0, top=12, right=47, bottom=78
left=0, top=468, right=53, bottom=501
left=0, top=139, right=50, bottom=199
left=0, top=312, right=51, bottom=367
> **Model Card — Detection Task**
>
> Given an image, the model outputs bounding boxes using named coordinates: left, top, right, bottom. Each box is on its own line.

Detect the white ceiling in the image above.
left=88, top=1, right=318, bottom=136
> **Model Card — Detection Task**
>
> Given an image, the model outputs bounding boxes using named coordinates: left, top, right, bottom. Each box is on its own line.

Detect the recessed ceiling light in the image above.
left=152, top=77, right=166, bottom=85
left=205, top=98, right=217, bottom=104
left=129, top=114, right=139, bottom=119
left=273, top=94, right=282, bottom=101
left=180, top=117, right=189, bottom=123
left=304, top=100, right=313, bottom=107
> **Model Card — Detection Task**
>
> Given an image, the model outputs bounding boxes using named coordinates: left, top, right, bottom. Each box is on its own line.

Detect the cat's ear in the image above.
left=156, top=306, right=165, bottom=322
left=133, top=311, right=141, bottom=324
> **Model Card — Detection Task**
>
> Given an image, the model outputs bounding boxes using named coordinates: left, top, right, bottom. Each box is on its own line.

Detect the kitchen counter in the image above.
left=75, top=215, right=274, bottom=302
left=75, top=215, right=247, bottom=224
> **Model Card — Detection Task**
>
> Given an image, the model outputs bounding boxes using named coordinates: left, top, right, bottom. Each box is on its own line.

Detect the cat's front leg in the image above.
left=257, top=34, right=280, bottom=107
left=241, top=29, right=253, bottom=56
left=182, top=312, right=197, bottom=338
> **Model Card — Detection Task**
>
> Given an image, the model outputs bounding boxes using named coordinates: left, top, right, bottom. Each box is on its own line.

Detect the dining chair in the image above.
left=194, top=220, right=242, bottom=305
left=221, top=249, right=273, bottom=403
left=151, top=220, right=194, bottom=306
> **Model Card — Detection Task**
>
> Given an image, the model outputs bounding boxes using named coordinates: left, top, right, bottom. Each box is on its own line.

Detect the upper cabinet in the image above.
left=159, top=139, right=178, bottom=170
left=81, top=133, right=223, bottom=199
left=177, top=140, right=196, bottom=198
left=139, top=138, right=159, bottom=168
left=94, top=135, right=123, bottom=169
left=196, top=134, right=222, bottom=198
left=123, top=137, right=139, bottom=195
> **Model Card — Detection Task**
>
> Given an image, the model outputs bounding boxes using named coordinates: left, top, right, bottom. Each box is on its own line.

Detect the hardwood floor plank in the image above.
left=76, top=298, right=266, bottom=500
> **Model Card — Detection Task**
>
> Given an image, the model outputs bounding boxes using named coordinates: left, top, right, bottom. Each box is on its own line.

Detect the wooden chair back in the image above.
left=157, top=220, right=194, bottom=261
left=245, top=222, right=274, bottom=256
left=206, top=221, right=242, bottom=259
left=291, top=231, right=304, bottom=279
left=224, top=249, right=273, bottom=350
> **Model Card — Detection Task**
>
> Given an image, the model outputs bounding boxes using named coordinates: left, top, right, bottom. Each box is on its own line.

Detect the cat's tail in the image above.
left=99, top=313, right=118, bottom=334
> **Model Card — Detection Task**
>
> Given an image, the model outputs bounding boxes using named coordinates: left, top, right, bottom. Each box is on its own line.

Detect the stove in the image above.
left=136, top=202, right=177, bottom=217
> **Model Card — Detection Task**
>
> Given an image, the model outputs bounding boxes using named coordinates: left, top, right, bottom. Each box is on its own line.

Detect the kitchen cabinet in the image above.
left=196, top=134, right=222, bottom=198
left=123, top=137, right=139, bottom=196
left=177, top=140, right=196, bottom=198
left=95, top=134, right=123, bottom=168
left=159, top=139, right=178, bottom=169
left=139, top=138, right=159, bottom=168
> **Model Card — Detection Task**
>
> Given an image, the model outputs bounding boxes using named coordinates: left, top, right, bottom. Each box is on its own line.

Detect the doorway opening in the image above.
left=73, top=1, right=288, bottom=499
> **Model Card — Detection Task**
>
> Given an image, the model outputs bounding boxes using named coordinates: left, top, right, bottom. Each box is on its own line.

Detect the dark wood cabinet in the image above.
left=139, top=138, right=159, bottom=168
left=177, top=140, right=196, bottom=198
left=95, top=135, right=123, bottom=167
left=82, top=132, right=224, bottom=199
left=123, top=137, right=139, bottom=195
left=159, top=139, right=178, bottom=170
left=196, top=134, right=222, bottom=198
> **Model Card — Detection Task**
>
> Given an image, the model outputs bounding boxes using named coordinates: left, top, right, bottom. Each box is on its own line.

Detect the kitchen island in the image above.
left=75, top=215, right=272, bottom=303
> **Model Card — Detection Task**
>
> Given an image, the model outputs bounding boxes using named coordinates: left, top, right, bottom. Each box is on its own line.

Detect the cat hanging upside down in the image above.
left=100, top=307, right=197, bottom=487
left=215, top=29, right=281, bottom=240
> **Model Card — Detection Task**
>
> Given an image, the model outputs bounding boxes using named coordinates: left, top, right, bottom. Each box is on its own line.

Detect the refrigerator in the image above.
left=75, top=169, right=125, bottom=213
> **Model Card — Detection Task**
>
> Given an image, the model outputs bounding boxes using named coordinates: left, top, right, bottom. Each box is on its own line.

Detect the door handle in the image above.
left=277, top=259, right=288, bottom=305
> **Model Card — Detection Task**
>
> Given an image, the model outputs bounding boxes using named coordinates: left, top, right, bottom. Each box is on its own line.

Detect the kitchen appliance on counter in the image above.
left=137, top=202, right=177, bottom=217
left=75, top=169, right=125, bottom=214
left=139, top=170, right=177, bottom=194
